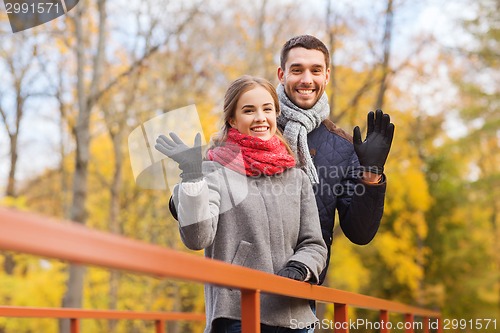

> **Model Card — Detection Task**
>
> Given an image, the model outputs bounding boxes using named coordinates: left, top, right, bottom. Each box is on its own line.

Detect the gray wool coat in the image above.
left=172, top=161, right=327, bottom=333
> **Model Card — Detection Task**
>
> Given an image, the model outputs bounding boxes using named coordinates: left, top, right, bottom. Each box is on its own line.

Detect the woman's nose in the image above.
left=254, top=110, right=266, bottom=122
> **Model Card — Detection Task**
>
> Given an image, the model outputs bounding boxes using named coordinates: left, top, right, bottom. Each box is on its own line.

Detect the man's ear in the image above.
left=277, top=67, right=285, bottom=83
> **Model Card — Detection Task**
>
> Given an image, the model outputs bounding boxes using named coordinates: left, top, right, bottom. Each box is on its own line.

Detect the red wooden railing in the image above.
left=0, top=307, right=204, bottom=333
left=0, top=207, right=442, bottom=332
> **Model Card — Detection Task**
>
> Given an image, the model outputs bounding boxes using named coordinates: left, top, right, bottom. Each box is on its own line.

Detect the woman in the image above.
left=155, top=75, right=327, bottom=333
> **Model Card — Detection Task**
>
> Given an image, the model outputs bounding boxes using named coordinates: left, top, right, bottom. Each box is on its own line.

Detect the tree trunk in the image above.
left=60, top=1, right=107, bottom=332
left=0, top=56, right=28, bottom=333
left=3, top=63, right=24, bottom=199
left=251, top=0, right=268, bottom=77
left=107, top=270, right=120, bottom=333
left=107, top=129, right=123, bottom=333
left=326, top=0, right=337, bottom=120
left=1, top=103, right=21, bottom=299
left=56, top=70, right=71, bottom=220
left=494, top=207, right=500, bottom=312
left=375, top=0, right=394, bottom=110
left=6, top=136, right=18, bottom=197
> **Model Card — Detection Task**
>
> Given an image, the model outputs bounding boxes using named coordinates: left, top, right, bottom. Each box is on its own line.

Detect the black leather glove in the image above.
left=277, top=261, right=308, bottom=281
left=169, top=196, right=178, bottom=220
left=155, top=132, right=203, bottom=182
left=353, top=109, right=395, bottom=175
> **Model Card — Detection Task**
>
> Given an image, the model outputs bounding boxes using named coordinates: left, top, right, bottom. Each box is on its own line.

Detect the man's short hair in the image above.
left=280, top=35, right=330, bottom=70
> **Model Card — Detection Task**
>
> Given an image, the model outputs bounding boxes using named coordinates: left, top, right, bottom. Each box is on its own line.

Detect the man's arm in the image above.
left=336, top=154, right=386, bottom=245
left=337, top=109, right=394, bottom=243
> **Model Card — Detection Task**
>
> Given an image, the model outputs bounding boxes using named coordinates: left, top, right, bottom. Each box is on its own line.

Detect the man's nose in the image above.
left=300, top=70, right=313, bottom=84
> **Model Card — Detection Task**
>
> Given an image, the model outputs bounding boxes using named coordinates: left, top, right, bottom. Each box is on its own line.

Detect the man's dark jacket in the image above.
left=305, top=119, right=386, bottom=284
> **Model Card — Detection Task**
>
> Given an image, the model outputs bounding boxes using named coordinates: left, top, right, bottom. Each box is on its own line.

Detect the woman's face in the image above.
left=229, top=86, right=277, bottom=141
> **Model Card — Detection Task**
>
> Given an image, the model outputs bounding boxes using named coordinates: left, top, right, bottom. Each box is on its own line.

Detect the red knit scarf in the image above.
left=207, top=128, right=296, bottom=176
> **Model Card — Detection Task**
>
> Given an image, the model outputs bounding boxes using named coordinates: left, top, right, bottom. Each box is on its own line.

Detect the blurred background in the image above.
left=0, top=0, right=498, bottom=332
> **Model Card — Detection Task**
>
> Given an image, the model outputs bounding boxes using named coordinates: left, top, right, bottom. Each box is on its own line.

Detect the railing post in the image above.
left=423, top=317, right=429, bottom=333
left=334, top=303, right=348, bottom=333
left=380, top=310, right=390, bottom=333
left=241, top=289, right=260, bottom=333
left=155, top=319, right=165, bottom=333
left=437, top=317, right=443, bottom=333
left=70, top=318, right=79, bottom=333
left=404, top=314, right=414, bottom=333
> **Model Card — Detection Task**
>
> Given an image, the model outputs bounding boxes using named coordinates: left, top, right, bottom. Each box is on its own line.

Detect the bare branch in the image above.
left=375, top=0, right=394, bottom=109
left=88, top=0, right=107, bottom=108
left=336, top=66, right=379, bottom=122
left=0, top=104, right=12, bottom=137
left=89, top=4, right=203, bottom=107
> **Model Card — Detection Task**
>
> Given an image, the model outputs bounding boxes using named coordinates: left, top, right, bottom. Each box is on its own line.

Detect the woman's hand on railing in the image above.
left=277, top=261, right=308, bottom=281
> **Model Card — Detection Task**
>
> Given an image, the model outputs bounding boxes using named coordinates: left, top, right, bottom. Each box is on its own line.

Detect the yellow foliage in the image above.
left=375, top=233, right=424, bottom=294
left=327, top=237, right=370, bottom=292
left=0, top=196, right=29, bottom=210
left=197, top=101, right=220, bottom=143
left=330, top=66, right=379, bottom=127
left=0, top=257, right=66, bottom=332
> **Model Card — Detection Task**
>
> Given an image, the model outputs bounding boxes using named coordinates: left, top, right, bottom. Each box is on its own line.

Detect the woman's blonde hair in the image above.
left=209, top=75, right=294, bottom=156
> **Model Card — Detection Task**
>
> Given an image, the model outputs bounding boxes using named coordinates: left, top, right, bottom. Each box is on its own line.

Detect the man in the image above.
left=276, top=35, right=394, bottom=284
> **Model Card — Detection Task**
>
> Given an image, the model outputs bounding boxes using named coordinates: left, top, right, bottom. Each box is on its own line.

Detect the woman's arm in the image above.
left=172, top=171, right=222, bottom=250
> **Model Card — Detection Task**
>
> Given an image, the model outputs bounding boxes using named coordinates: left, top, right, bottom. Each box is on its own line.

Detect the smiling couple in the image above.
left=155, top=35, right=395, bottom=333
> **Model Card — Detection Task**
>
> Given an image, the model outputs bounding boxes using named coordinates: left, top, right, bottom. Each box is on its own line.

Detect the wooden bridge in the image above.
left=0, top=207, right=442, bottom=332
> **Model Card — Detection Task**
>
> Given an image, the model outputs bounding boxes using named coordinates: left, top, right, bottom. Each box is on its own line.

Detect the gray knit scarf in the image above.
left=277, top=84, right=330, bottom=184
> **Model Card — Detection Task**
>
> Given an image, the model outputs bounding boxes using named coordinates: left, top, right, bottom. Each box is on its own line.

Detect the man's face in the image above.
left=277, top=47, right=330, bottom=110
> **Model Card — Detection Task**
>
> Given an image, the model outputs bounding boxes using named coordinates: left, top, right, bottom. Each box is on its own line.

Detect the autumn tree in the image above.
left=0, top=29, right=55, bottom=333
left=441, top=0, right=498, bottom=319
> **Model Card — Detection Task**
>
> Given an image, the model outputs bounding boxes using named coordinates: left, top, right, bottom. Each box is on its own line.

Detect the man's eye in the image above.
left=291, top=69, right=302, bottom=74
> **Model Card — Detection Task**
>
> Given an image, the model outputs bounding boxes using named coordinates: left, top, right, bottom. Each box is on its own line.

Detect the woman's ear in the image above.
left=228, top=118, right=236, bottom=128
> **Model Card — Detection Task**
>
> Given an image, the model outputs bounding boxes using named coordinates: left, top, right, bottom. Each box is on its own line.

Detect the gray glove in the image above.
left=277, top=261, right=308, bottom=282
left=155, top=132, right=203, bottom=182
left=353, top=109, right=395, bottom=175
